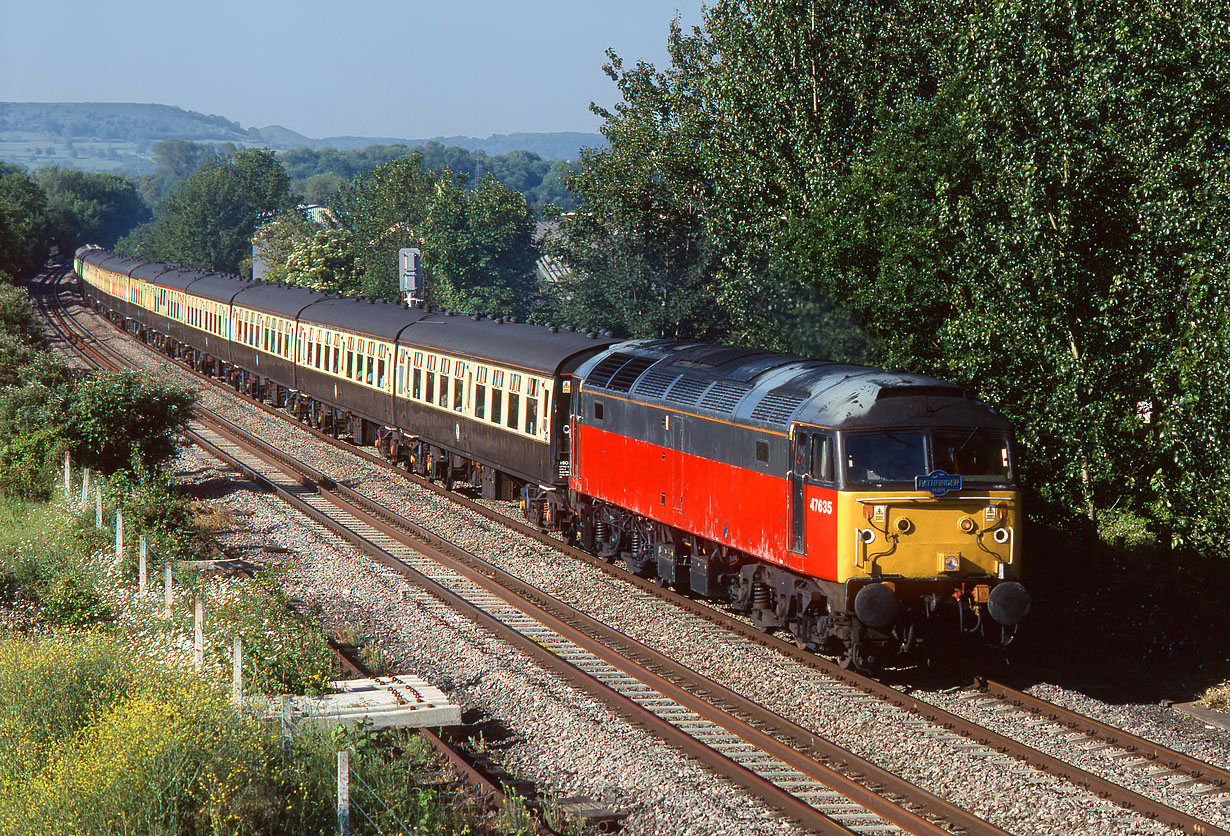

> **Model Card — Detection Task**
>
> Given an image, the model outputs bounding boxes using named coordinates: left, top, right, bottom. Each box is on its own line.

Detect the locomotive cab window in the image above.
left=810, top=434, right=835, bottom=484
left=593, top=401, right=604, bottom=421
left=755, top=440, right=769, bottom=465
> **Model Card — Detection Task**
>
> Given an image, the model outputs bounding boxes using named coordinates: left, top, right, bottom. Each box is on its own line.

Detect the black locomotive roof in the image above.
left=402, top=315, right=620, bottom=376
left=233, top=281, right=329, bottom=318
left=299, top=296, right=427, bottom=341
left=579, top=340, right=1010, bottom=431
left=186, top=272, right=255, bottom=304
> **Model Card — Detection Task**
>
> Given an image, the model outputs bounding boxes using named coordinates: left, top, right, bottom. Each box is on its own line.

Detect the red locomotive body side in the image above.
left=571, top=422, right=841, bottom=582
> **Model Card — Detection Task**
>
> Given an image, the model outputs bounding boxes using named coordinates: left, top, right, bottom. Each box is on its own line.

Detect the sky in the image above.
left=0, top=0, right=705, bottom=140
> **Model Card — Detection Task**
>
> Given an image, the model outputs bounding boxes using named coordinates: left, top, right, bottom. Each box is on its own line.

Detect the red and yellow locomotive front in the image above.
left=567, top=341, right=1029, bottom=670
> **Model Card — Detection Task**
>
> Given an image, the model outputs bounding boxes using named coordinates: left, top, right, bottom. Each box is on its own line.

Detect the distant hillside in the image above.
left=0, top=102, right=603, bottom=174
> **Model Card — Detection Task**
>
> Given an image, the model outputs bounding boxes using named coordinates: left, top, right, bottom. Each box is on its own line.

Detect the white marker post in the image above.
left=164, top=564, right=173, bottom=617
left=231, top=637, right=242, bottom=706
left=114, top=510, right=124, bottom=567
left=63, top=453, right=70, bottom=497
left=95, top=486, right=102, bottom=528
left=194, top=599, right=204, bottom=672
left=337, top=750, right=350, bottom=836
left=138, top=535, right=147, bottom=596
left=80, top=469, right=89, bottom=512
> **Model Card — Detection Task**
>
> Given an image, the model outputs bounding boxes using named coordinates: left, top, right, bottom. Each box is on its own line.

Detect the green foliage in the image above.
left=35, top=167, right=149, bottom=251
left=105, top=461, right=204, bottom=563
left=39, top=572, right=109, bottom=627
left=0, top=427, right=65, bottom=501
left=0, top=163, right=51, bottom=277
left=64, top=371, right=197, bottom=476
left=423, top=173, right=538, bottom=316
left=255, top=212, right=362, bottom=295
left=0, top=279, right=47, bottom=345
left=117, top=147, right=294, bottom=274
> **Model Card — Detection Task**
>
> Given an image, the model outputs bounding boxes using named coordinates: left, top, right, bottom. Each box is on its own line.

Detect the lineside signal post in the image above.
left=398, top=248, right=422, bottom=306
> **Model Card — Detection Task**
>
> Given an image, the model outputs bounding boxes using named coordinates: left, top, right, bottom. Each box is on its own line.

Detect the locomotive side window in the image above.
left=810, top=435, right=835, bottom=483
left=594, top=402, right=604, bottom=421
left=755, top=440, right=769, bottom=464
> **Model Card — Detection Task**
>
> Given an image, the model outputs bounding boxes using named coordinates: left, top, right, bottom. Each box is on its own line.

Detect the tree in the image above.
left=0, top=164, right=51, bottom=277
left=544, top=40, right=722, bottom=340
left=118, top=148, right=294, bottom=274
left=37, top=167, right=149, bottom=251
left=329, top=154, right=439, bottom=300
left=422, top=173, right=538, bottom=316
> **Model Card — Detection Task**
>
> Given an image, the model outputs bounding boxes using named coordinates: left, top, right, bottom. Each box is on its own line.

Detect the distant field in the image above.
left=0, top=134, right=158, bottom=173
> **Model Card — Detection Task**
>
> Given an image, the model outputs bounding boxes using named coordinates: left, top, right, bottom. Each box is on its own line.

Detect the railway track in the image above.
left=35, top=265, right=1230, bottom=836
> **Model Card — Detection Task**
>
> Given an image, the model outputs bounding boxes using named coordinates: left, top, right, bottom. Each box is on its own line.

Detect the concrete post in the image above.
left=138, top=535, right=147, bottom=596
left=231, top=636, right=242, bottom=706
left=337, top=750, right=350, bottom=836
left=164, top=564, right=172, bottom=617
left=95, top=486, right=102, bottom=528
left=114, top=510, right=123, bottom=566
left=194, top=599, right=203, bottom=671
left=80, top=469, right=89, bottom=512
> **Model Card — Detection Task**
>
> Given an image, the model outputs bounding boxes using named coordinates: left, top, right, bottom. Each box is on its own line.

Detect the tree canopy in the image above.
left=554, top=0, right=1230, bottom=552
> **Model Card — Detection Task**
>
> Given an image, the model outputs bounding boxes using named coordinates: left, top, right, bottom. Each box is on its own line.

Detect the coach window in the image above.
left=413, top=367, right=422, bottom=399
left=526, top=379, right=539, bottom=436
left=366, top=352, right=374, bottom=386
left=491, top=384, right=503, bottom=425
left=333, top=337, right=341, bottom=374
left=347, top=338, right=355, bottom=378
left=453, top=369, right=464, bottom=412
left=474, top=383, right=486, bottom=419
left=378, top=347, right=387, bottom=389
left=507, top=392, right=520, bottom=430
left=397, top=356, right=406, bottom=395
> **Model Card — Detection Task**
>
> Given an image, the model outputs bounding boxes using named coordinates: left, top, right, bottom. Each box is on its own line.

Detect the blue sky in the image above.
left=0, top=0, right=704, bottom=139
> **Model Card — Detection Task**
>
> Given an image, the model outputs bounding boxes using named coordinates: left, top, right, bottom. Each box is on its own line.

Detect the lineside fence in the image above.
left=58, top=452, right=454, bottom=836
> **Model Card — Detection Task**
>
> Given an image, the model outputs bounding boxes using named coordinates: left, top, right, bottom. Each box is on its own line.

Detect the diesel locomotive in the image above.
left=75, top=245, right=1030, bottom=670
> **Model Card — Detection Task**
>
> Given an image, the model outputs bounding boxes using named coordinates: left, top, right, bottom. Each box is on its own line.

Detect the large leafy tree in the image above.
left=118, top=148, right=294, bottom=274
left=37, top=167, right=149, bottom=251
left=0, top=164, right=51, bottom=278
left=423, top=173, right=537, bottom=316
left=329, top=154, right=439, bottom=299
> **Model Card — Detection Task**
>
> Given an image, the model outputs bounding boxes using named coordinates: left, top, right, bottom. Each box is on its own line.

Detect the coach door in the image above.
left=788, top=428, right=809, bottom=568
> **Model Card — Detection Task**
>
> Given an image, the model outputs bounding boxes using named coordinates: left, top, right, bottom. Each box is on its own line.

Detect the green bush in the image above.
left=0, top=281, right=46, bottom=346
left=65, top=370, right=197, bottom=475
left=0, top=426, right=65, bottom=500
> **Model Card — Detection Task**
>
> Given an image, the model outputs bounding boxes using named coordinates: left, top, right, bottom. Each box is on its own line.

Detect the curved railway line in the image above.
left=31, top=265, right=1230, bottom=836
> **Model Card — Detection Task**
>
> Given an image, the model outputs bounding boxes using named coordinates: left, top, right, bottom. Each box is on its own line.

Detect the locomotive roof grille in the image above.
left=665, top=375, right=711, bottom=406
left=751, top=390, right=809, bottom=423
left=700, top=381, right=751, bottom=413
left=586, top=353, right=635, bottom=388
left=606, top=356, right=657, bottom=391
left=634, top=368, right=678, bottom=399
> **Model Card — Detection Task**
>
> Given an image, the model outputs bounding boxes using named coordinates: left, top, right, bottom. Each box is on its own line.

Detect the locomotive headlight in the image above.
left=895, top=517, right=913, bottom=535
left=959, top=517, right=976, bottom=533
left=942, top=554, right=960, bottom=572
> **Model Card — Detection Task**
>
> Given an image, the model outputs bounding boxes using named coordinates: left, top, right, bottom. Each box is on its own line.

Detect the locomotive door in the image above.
left=788, top=429, right=810, bottom=569
left=669, top=415, right=685, bottom=513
